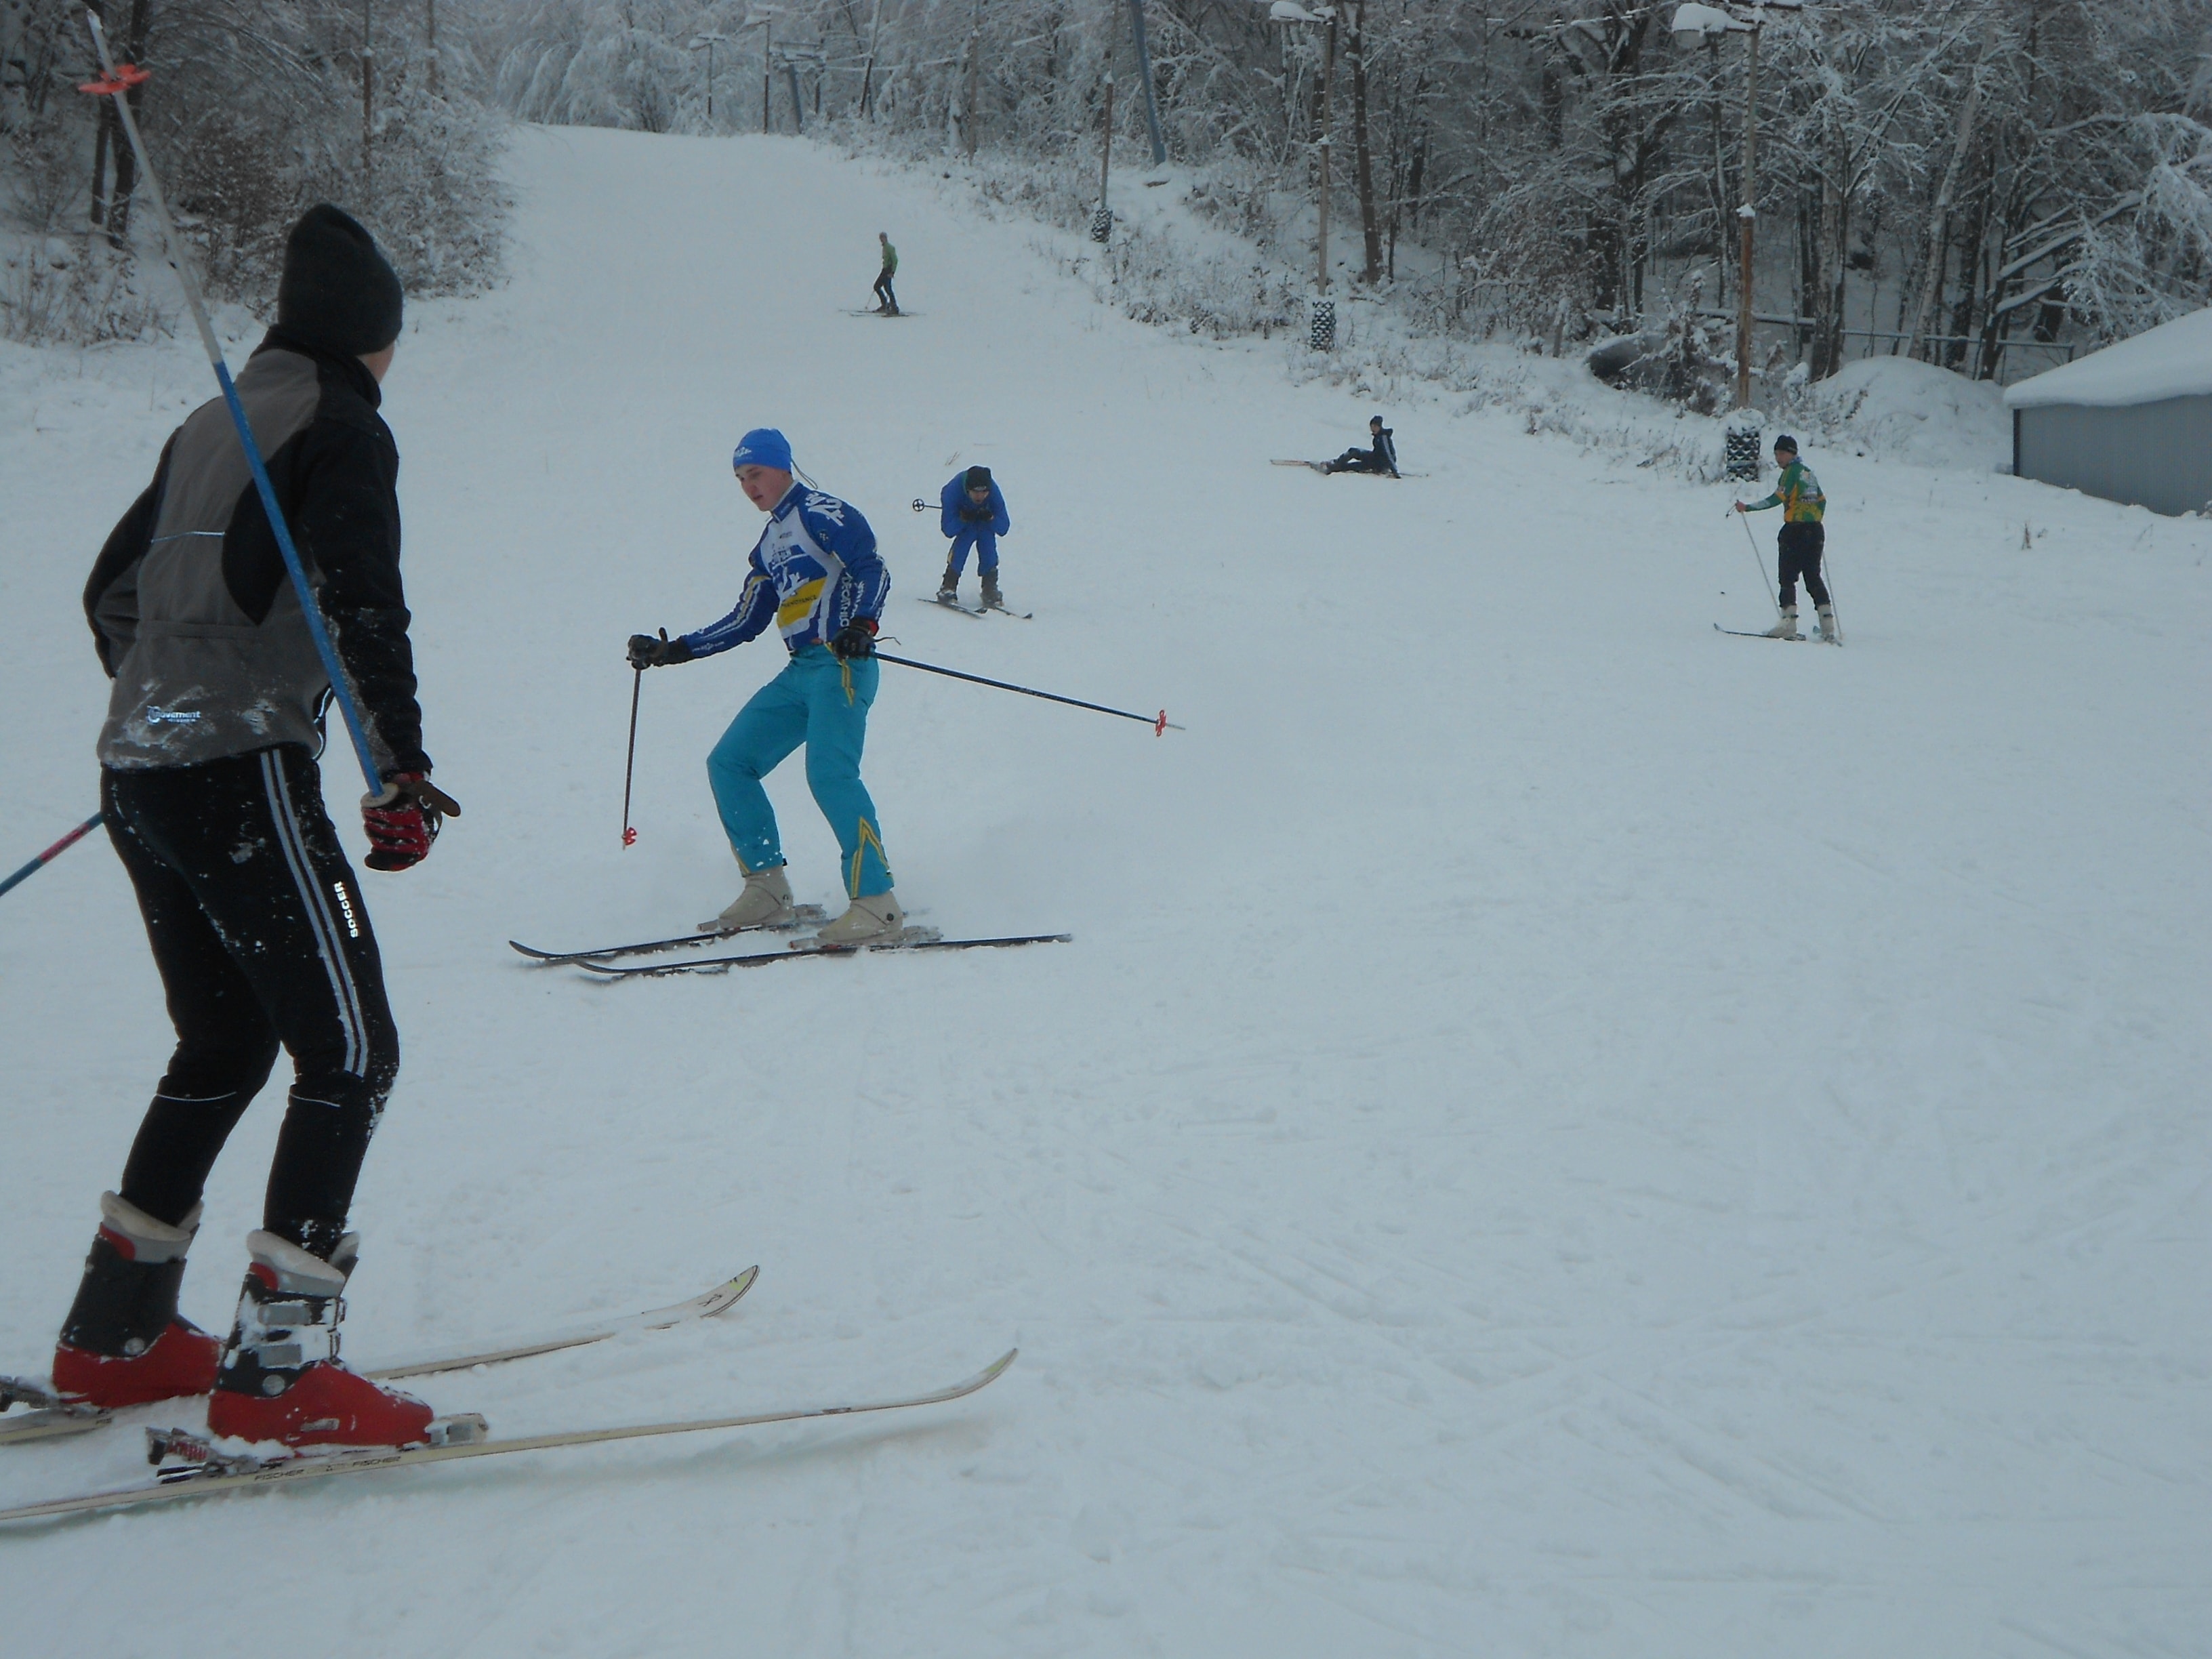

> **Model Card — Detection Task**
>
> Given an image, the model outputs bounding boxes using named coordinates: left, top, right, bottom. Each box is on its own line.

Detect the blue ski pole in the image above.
left=78, top=14, right=385, bottom=800
left=0, top=814, right=105, bottom=901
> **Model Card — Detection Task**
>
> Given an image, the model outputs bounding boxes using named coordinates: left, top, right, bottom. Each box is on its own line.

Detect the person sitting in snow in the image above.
left=1735, top=434, right=1837, bottom=642
left=936, top=466, right=1010, bottom=610
left=1322, top=415, right=1399, bottom=476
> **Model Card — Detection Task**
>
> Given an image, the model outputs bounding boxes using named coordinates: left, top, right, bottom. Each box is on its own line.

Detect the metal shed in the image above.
left=2006, top=306, right=2212, bottom=517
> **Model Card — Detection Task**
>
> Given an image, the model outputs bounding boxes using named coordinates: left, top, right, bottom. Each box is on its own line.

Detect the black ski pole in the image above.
left=874, top=652, right=1183, bottom=735
left=1734, top=508, right=1782, bottom=615
left=621, top=667, right=643, bottom=848
left=0, top=813, right=104, bottom=901
left=620, top=629, right=667, bottom=846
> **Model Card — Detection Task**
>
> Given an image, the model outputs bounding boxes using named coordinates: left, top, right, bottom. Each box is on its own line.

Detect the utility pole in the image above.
left=1270, top=3, right=1338, bottom=348
left=1672, top=3, right=1801, bottom=409
left=691, top=33, right=728, bottom=122
left=1092, top=73, right=1115, bottom=241
left=962, top=3, right=981, bottom=158
left=1126, top=0, right=1166, bottom=166
left=361, top=0, right=375, bottom=208
left=1734, top=12, right=1756, bottom=409
left=1317, top=8, right=1334, bottom=299
left=762, top=14, right=773, bottom=134
left=859, top=0, right=884, bottom=116
left=426, top=0, right=438, bottom=96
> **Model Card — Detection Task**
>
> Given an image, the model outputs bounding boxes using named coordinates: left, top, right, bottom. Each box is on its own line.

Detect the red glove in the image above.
left=361, top=773, right=462, bottom=872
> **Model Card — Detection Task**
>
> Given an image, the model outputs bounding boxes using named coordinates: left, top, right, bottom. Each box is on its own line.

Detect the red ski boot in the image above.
left=205, top=1231, right=433, bottom=1448
left=52, top=1193, right=222, bottom=1408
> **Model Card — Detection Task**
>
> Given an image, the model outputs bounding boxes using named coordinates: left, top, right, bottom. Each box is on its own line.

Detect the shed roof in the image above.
left=2005, top=306, right=2212, bottom=409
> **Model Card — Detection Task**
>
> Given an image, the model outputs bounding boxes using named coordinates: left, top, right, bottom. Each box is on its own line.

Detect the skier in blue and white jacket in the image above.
left=626, top=428, right=903, bottom=945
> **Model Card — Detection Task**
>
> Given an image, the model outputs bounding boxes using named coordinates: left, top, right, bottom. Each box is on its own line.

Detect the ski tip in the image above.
left=968, top=1349, right=1019, bottom=1392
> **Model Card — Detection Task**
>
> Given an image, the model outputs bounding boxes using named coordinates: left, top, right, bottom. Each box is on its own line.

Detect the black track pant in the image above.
left=102, top=745, right=397, bottom=1250
left=873, top=270, right=897, bottom=309
left=1778, top=520, right=1829, bottom=609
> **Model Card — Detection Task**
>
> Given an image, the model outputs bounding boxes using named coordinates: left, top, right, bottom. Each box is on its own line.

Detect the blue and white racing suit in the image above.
left=682, top=485, right=895, bottom=897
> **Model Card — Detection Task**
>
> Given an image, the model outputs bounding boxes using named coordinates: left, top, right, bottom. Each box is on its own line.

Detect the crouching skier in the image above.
left=627, top=428, right=905, bottom=945
left=54, top=205, right=459, bottom=1448
left=936, top=465, right=1010, bottom=611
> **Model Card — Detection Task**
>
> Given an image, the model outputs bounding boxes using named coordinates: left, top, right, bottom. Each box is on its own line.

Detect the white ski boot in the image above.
left=1816, top=604, right=1842, bottom=644
left=701, top=861, right=794, bottom=933
left=814, top=890, right=905, bottom=947
left=1763, top=606, right=1801, bottom=640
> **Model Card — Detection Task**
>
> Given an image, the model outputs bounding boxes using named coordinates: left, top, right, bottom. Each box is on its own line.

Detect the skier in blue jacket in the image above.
left=627, top=428, right=903, bottom=945
left=935, top=466, right=1010, bottom=610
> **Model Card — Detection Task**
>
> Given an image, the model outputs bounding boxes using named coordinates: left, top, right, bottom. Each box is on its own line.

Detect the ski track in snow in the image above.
left=2, top=128, right=2209, bottom=1657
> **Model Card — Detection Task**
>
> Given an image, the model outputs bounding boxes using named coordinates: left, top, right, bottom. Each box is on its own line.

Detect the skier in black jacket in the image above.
left=56, top=205, right=457, bottom=1450
left=1322, top=416, right=1400, bottom=476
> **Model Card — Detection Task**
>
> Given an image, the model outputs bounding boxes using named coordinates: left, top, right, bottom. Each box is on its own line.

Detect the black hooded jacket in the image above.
left=84, top=327, right=428, bottom=777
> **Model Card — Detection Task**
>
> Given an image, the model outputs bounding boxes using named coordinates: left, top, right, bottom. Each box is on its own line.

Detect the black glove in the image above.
left=830, top=617, right=878, bottom=661
left=627, top=631, right=693, bottom=669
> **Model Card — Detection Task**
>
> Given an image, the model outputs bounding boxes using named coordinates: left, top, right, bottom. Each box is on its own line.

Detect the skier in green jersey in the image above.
left=872, top=232, right=899, bottom=315
left=1736, top=434, right=1839, bottom=642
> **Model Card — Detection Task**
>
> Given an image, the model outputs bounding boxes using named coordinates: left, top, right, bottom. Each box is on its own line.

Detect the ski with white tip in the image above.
left=0, top=1349, right=1015, bottom=1525
left=0, top=1268, right=759, bottom=1448
left=581, top=933, right=1072, bottom=978
left=510, top=914, right=827, bottom=964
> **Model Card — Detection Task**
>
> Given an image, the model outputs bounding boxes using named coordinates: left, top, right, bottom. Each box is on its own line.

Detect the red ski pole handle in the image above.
left=77, top=61, right=149, bottom=96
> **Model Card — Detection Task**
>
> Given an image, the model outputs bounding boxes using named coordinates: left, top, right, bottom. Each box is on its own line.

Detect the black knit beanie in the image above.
left=276, top=205, right=403, bottom=356
left=965, top=466, right=992, bottom=491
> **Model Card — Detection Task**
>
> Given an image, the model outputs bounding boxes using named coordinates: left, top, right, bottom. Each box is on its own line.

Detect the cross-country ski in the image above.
left=0, top=1267, right=757, bottom=1446
left=581, top=933, right=1073, bottom=978
left=509, top=916, right=828, bottom=964
left=0, top=1349, right=1015, bottom=1526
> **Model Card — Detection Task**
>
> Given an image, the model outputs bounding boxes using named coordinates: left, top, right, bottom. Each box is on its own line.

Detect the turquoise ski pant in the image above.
left=706, top=647, right=893, bottom=898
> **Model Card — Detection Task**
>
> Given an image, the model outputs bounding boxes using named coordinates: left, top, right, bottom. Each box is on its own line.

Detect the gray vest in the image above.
left=94, top=350, right=378, bottom=772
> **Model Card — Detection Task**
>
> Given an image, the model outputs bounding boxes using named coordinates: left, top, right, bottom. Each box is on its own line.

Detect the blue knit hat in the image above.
left=732, top=428, right=793, bottom=472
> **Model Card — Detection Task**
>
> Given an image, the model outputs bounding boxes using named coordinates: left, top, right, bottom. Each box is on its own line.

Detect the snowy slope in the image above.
left=2, top=127, right=2209, bottom=1658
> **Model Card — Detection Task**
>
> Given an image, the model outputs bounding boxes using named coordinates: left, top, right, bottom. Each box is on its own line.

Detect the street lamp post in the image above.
left=1271, top=1, right=1338, bottom=350
left=741, top=7, right=783, bottom=133
left=1092, top=73, right=1115, bottom=243
left=690, top=33, right=729, bottom=123
left=1672, top=1, right=1799, bottom=411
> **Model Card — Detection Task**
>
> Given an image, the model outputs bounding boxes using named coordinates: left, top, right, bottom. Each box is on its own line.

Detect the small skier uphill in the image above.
left=872, top=231, right=899, bottom=315
left=1736, top=434, right=1839, bottom=644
